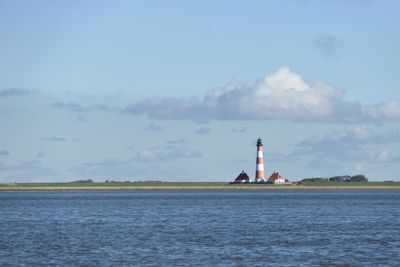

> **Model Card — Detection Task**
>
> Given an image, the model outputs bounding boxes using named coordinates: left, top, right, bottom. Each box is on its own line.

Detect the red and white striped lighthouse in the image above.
left=255, top=138, right=265, bottom=182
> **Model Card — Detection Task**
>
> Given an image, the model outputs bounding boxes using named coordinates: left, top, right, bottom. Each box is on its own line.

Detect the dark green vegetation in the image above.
left=300, top=174, right=369, bottom=184
left=298, top=174, right=400, bottom=186
left=329, top=175, right=368, bottom=182
left=297, top=181, right=400, bottom=186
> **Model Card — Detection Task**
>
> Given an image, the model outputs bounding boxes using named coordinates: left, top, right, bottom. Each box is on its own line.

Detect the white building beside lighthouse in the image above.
left=267, top=171, right=286, bottom=184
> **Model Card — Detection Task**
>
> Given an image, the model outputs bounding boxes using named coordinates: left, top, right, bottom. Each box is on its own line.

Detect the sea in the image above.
left=0, top=190, right=399, bottom=266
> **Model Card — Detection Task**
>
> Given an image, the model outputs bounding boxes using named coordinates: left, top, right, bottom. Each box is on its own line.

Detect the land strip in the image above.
left=0, top=182, right=400, bottom=191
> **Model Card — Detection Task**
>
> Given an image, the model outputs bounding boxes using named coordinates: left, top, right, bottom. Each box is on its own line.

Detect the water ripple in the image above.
left=0, top=190, right=399, bottom=266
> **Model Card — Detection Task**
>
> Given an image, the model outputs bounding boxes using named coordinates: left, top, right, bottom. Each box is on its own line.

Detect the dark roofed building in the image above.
left=234, top=170, right=250, bottom=183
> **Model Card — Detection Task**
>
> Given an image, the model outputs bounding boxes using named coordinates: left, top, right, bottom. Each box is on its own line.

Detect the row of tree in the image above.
left=301, top=175, right=368, bottom=183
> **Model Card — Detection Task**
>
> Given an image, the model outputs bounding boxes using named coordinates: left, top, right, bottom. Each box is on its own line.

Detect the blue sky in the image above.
left=1, top=0, right=399, bottom=182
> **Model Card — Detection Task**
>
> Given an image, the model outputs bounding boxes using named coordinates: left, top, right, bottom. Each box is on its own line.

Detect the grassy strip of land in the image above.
left=0, top=182, right=227, bottom=187
left=0, top=181, right=399, bottom=191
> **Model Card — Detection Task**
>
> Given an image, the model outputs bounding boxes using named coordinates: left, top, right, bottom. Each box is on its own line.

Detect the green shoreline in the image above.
left=1, top=182, right=400, bottom=191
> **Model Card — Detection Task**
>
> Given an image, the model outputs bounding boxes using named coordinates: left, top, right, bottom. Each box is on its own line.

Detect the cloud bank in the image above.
left=266, top=126, right=400, bottom=174
left=123, top=67, right=400, bottom=123
left=293, top=126, right=398, bottom=163
left=0, top=159, right=59, bottom=182
left=70, top=144, right=202, bottom=179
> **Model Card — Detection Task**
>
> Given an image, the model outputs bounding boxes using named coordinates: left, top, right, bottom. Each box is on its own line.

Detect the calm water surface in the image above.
left=0, top=190, right=399, bottom=266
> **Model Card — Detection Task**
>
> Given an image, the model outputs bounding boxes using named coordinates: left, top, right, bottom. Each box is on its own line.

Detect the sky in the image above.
left=1, top=0, right=399, bottom=182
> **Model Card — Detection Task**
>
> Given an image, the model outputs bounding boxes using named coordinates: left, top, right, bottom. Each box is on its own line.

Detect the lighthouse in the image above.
left=255, top=138, right=265, bottom=182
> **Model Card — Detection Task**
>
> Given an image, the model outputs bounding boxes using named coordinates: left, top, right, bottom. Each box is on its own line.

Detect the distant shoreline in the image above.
left=1, top=183, right=400, bottom=191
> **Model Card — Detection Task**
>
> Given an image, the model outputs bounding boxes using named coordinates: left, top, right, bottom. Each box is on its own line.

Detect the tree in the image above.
left=351, top=175, right=368, bottom=182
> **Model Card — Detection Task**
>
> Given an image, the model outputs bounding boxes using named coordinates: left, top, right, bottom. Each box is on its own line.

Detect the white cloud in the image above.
left=236, top=67, right=350, bottom=121
left=366, top=101, right=400, bottom=121
left=353, top=162, right=365, bottom=172
left=367, top=147, right=391, bottom=162
left=136, top=148, right=157, bottom=161
left=123, top=67, right=399, bottom=123
left=345, top=125, right=371, bottom=140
